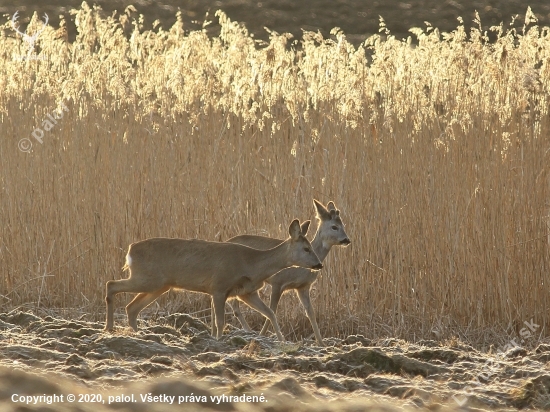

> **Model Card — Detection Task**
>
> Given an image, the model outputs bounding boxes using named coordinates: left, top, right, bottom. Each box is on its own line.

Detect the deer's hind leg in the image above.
left=259, top=284, right=284, bottom=336
left=240, top=292, right=284, bottom=341
left=105, top=277, right=162, bottom=331
left=126, top=287, right=170, bottom=331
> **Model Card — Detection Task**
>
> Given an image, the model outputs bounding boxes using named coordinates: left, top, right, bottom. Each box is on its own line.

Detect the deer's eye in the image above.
left=331, top=225, right=338, bottom=230
left=304, top=247, right=310, bottom=253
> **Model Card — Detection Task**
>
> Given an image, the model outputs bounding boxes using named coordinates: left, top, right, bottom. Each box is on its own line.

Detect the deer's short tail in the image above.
left=122, top=253, right=132, bottom=271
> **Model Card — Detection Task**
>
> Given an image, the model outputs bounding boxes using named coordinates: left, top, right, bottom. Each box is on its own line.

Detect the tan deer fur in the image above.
left=226, top=200, right=350, bottom=346
left=105, top=219, right=322, bottom=341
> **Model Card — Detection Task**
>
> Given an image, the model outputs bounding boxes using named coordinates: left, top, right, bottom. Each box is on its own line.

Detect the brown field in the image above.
left=0, top=2, right=550, bottom=410
left=1, top=311, right=550, bottom=410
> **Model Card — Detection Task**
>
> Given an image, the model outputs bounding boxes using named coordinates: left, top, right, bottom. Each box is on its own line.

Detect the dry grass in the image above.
left=0, top=4, right=549, bottom=345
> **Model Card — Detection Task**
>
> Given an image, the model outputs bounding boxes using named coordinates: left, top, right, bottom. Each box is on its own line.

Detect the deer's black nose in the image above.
left=340, top=238, right=351, bottom=245
left=312, top=263, right=323, bottom=270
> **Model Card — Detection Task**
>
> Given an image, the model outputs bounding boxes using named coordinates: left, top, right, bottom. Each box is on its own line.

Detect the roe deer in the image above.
left=226, top=200, right=350, bottom=346
left=104, top=219, right=322, bottom=341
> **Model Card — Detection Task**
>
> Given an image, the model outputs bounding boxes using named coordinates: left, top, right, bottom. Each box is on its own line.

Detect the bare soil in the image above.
left=1, top=311, right=550, bottom=411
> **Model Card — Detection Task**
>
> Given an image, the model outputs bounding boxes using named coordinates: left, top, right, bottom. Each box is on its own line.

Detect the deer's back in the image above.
left=226, top=234, right=283, bottom=250
left=126, top=238, right=256, bottom=293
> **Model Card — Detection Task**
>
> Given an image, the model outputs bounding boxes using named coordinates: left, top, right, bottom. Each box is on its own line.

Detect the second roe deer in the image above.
left=226, top=200, right=350, bottom=346
left=104, top=219, right=322, bottom=340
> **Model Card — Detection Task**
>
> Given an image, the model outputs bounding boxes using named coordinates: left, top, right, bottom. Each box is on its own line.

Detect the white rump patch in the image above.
left=126, top=254, right=132, bottom=266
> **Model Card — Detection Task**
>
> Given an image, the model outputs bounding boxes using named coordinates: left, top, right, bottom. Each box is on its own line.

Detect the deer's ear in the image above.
left=300, top=220, right=311, bottom=236
left=314, top=199, right=331, bottom=220
left=289, top=219, right=301, bottom=239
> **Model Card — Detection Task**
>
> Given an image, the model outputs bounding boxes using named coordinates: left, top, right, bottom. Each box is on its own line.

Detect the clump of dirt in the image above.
left=1, top=310, right=549, bottom=411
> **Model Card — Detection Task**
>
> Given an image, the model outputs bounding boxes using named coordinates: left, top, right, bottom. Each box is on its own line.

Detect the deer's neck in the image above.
left=311, top=229, right=331, bottom=262
left=249, top=241, right=290, bottom=280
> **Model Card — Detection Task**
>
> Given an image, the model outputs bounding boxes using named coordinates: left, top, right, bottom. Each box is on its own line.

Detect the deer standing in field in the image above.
left=226, top=200, right=350, bottom=346
left=105, top=219, right=322, bottom=340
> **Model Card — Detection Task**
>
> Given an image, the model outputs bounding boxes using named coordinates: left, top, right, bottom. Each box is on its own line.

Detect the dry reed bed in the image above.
left=0, top=4, right=549, bottom=344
